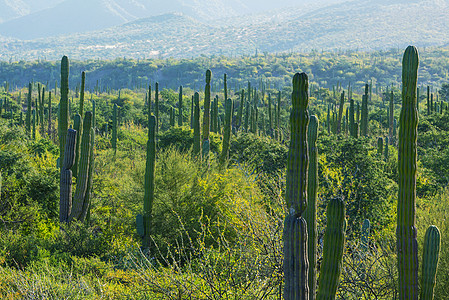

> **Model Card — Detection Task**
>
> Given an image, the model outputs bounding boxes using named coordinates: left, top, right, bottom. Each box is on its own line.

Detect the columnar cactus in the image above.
left=178, top=86, right=183, bottom=126
left=155, top=82, right=159, bottom=133
left=397, top=45, right=419, bottom=300
left=193, top=93, right=201, bottom=158
left=59, top=56, right=69, bottom=169
left=48, top=92, right=52, bottom=138
left=361, top=84, right=369, bottom=137
left=169, top=107, right=175, bottom=127
left=283, top=73, right=309, bottom=299
left=384, top=137, right=389, bottom=161
left=237, top=89, right=244, bottom=130
left=73, top=113, right=82, bottom=178
left=304, top=115, right=318, bottom=300
left=377, top=137, right=383, bottom=156
left=203, top=70, right=211, bottom=160
left=244, top=101, right=250, bottom=133
left=141, top=115, right=156, bottom=248
left=336, top=91, right=344, bottom=134
left=420, top=225, right=441, bottom=300
left=60, top=129, right=77, bottom=223
left=26, top=83, right=32, bottom=136
left=316, top=198, right=346, bottom=300
left=40, top=87, right=45, bottom=136
left=220, top=98, right=233, bottom=167
left=224, top=73, right=228, bottom=104
left=349, top=99, right=355, bottom=137
left=32, top=109, right=36, bottom=140
left=112, top=104, right=118, bottom=152
left=361, top=219, right=370, bottom=251
left=70, top=112, right=93, bottom=222
left=277, top=91, right=281, bottom=140
left=190, top=95, right=194, bottom=129
left=389, top=90, right=394, bottom=144
left=268, top=93, right=273, bottom=135
left=80, top=71, right=85, bottom=117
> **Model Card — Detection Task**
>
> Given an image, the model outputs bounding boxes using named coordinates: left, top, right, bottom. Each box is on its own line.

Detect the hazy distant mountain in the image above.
left=1, top=0, right=448, bottom=60
left=0, top=0, right=64, bottom=23
left=0, top=0, right=345, bottom=39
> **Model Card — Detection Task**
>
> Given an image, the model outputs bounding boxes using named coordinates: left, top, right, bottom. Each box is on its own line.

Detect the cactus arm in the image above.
left=60, top=129, right=77, bottom=222
left=420, top=225, right=441, bottom=300
left=304, top=115, right=318, bottom=300
left=316, top=198, right=346, bottom=300
left=70, top=112, right=93, bottom=222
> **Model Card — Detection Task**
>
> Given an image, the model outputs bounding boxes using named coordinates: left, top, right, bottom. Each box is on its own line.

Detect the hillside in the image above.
left=0, top=0, right=343, bottom=39
left=0, top=0, right=448, bottom=60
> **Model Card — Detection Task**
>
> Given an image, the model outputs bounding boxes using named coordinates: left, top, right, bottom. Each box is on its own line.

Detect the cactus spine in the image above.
left=59, top=56, right=69, bottom=170
left=316, top=198, right=346, bottom=300
left=420, top=225, right=441, bottom=300
left=397, top=45, right=419, bottom=300
left=304, top=115, right=318, bottom=300
left=220, top=98, right=233, bottom=167
left=283, top=72, right=309, bottom=299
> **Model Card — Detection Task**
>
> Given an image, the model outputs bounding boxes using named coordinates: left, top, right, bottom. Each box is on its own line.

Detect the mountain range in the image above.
left=0, top=0, right=448, bottom=60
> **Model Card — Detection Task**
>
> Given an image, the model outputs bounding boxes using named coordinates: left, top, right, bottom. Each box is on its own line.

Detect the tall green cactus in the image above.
left=420, top=225, right=441, bottom=300
left=48, top=92, right=52, bottom=138
left=203, top=70, right=211, bottom=160
left=59, top=56, right=69, bottom=170
left=178, top=86, right=183, bottom=126
left=60, top=129, right=77, bottom=222
left=80, top=71, right=85, bottom=117
left=361, top=219, right=370, bottom=251
left=397, top=45, right=419, bottom=300
left=141, top=115, right=156, bottom=248
left=32, top=109, right=36, bottom=140
left=73, top=113, right=82, bottom=178
left=155, top=82, right=159, bottom=133
left=26, top=83, right=32, bottom=136
left=316, top=198, right=346, bottom=300
left=336, top=92, right=344, bottom=134
left=360, top=84, right=369, bottom=137
left=112, top=104, right=118, bottom=152
left=389, top=90, right=394, bottom=144
left=377, top=137, right=383, bottom=156
left=70, top=112, right=93, bottom=222
left=220, top=98, right=233, bottom=167
left=40, top=87, right=45, bottom=136
left=193, top=93, right=201, bottom=158
left=237, top=89, right=244, bottom=131
left=283, top=72, right=309, bottom=300
left=304, top=115, right=318, bottom=300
